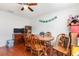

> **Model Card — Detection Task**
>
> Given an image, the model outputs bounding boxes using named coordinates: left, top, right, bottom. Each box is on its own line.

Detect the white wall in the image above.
left=30, top=8, right=79, bottom=45
left=0, top=11, right=30, bottom=47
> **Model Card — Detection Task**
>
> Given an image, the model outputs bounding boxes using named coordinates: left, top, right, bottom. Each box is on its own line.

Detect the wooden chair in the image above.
left=30, top=35, right=47, bottom=56
left=24, top=33, right=32, bottom=51
left=24, top=26, right=32, bottom=51
left=55, top=33, right=70, bottom=56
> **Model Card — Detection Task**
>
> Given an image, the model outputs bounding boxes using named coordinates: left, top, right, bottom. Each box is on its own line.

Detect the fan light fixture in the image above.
left=18, top=3, right=37, bottom=12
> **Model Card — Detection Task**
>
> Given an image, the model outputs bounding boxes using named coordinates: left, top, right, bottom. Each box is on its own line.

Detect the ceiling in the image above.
left=0, top=3, right=79, bottom=19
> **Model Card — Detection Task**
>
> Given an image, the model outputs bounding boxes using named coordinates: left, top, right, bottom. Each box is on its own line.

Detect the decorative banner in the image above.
left=39, top=16, right=57, bottom=23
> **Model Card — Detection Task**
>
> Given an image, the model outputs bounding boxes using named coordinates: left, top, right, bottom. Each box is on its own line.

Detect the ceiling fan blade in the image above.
left=27, top=3, right=37, bottom=6
left=18, top=3, right=25, bottom=5
left=18, top=3, right=37, bottom=6
left=28, top=7, right=34, bottom=12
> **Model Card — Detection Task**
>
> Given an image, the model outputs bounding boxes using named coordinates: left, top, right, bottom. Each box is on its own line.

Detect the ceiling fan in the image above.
left=18, top=3, right=37, bottom=12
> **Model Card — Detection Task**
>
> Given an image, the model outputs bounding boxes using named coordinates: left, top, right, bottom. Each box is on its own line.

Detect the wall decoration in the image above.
left=39, top=16, right=57, bottom=23
left=68, top=15, right=79, bottom=23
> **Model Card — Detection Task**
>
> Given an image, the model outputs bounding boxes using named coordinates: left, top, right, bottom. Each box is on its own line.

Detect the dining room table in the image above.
left=36, top=35, right=54, bottom=55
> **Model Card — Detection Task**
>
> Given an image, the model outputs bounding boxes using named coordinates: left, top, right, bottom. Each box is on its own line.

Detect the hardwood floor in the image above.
left=0, top=43, right=69, bottom=56
left=0, top=44, right=32, bottom=56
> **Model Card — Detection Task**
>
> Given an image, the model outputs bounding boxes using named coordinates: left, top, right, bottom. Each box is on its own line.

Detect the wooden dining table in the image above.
left=35, top=35, right=54, bottom=55
left=36, top=35, right=54, bottom=41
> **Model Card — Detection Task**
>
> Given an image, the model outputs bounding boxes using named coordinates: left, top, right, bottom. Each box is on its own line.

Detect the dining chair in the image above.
left=24, top=33, right=32, bottom=52
left=55, top=33, right=70, bottom=56
left=30, top=34, right=47, bottom=56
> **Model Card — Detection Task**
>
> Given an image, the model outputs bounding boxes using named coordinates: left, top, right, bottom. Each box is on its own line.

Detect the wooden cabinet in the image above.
left=13, top=33, right=24, bottom=45
left=13, top=26, right=32, bottom=45
left=13, top=28, right=24, bottom=45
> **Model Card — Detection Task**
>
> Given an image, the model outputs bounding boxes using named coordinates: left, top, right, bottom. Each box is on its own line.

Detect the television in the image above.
left=14, top=28, right=24, bottom=33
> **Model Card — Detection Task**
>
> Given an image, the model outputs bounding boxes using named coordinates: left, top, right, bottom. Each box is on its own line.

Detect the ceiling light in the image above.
left=23, top=5, right=28, bottom=9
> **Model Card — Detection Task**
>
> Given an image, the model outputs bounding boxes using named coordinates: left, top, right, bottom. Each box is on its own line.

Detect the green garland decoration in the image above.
left=39, top=16, right=57, bottom=23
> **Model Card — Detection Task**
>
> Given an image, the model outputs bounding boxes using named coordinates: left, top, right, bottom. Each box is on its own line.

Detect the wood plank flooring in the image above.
left=0, top=44, right=32, bottom=56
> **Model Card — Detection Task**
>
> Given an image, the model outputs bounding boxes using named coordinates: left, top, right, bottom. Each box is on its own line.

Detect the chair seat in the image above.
left=53, top=46, right=68, bottom=55
left=31, top=44, right=45, bottom=51
left=25, top=43, right=31, bottom=47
